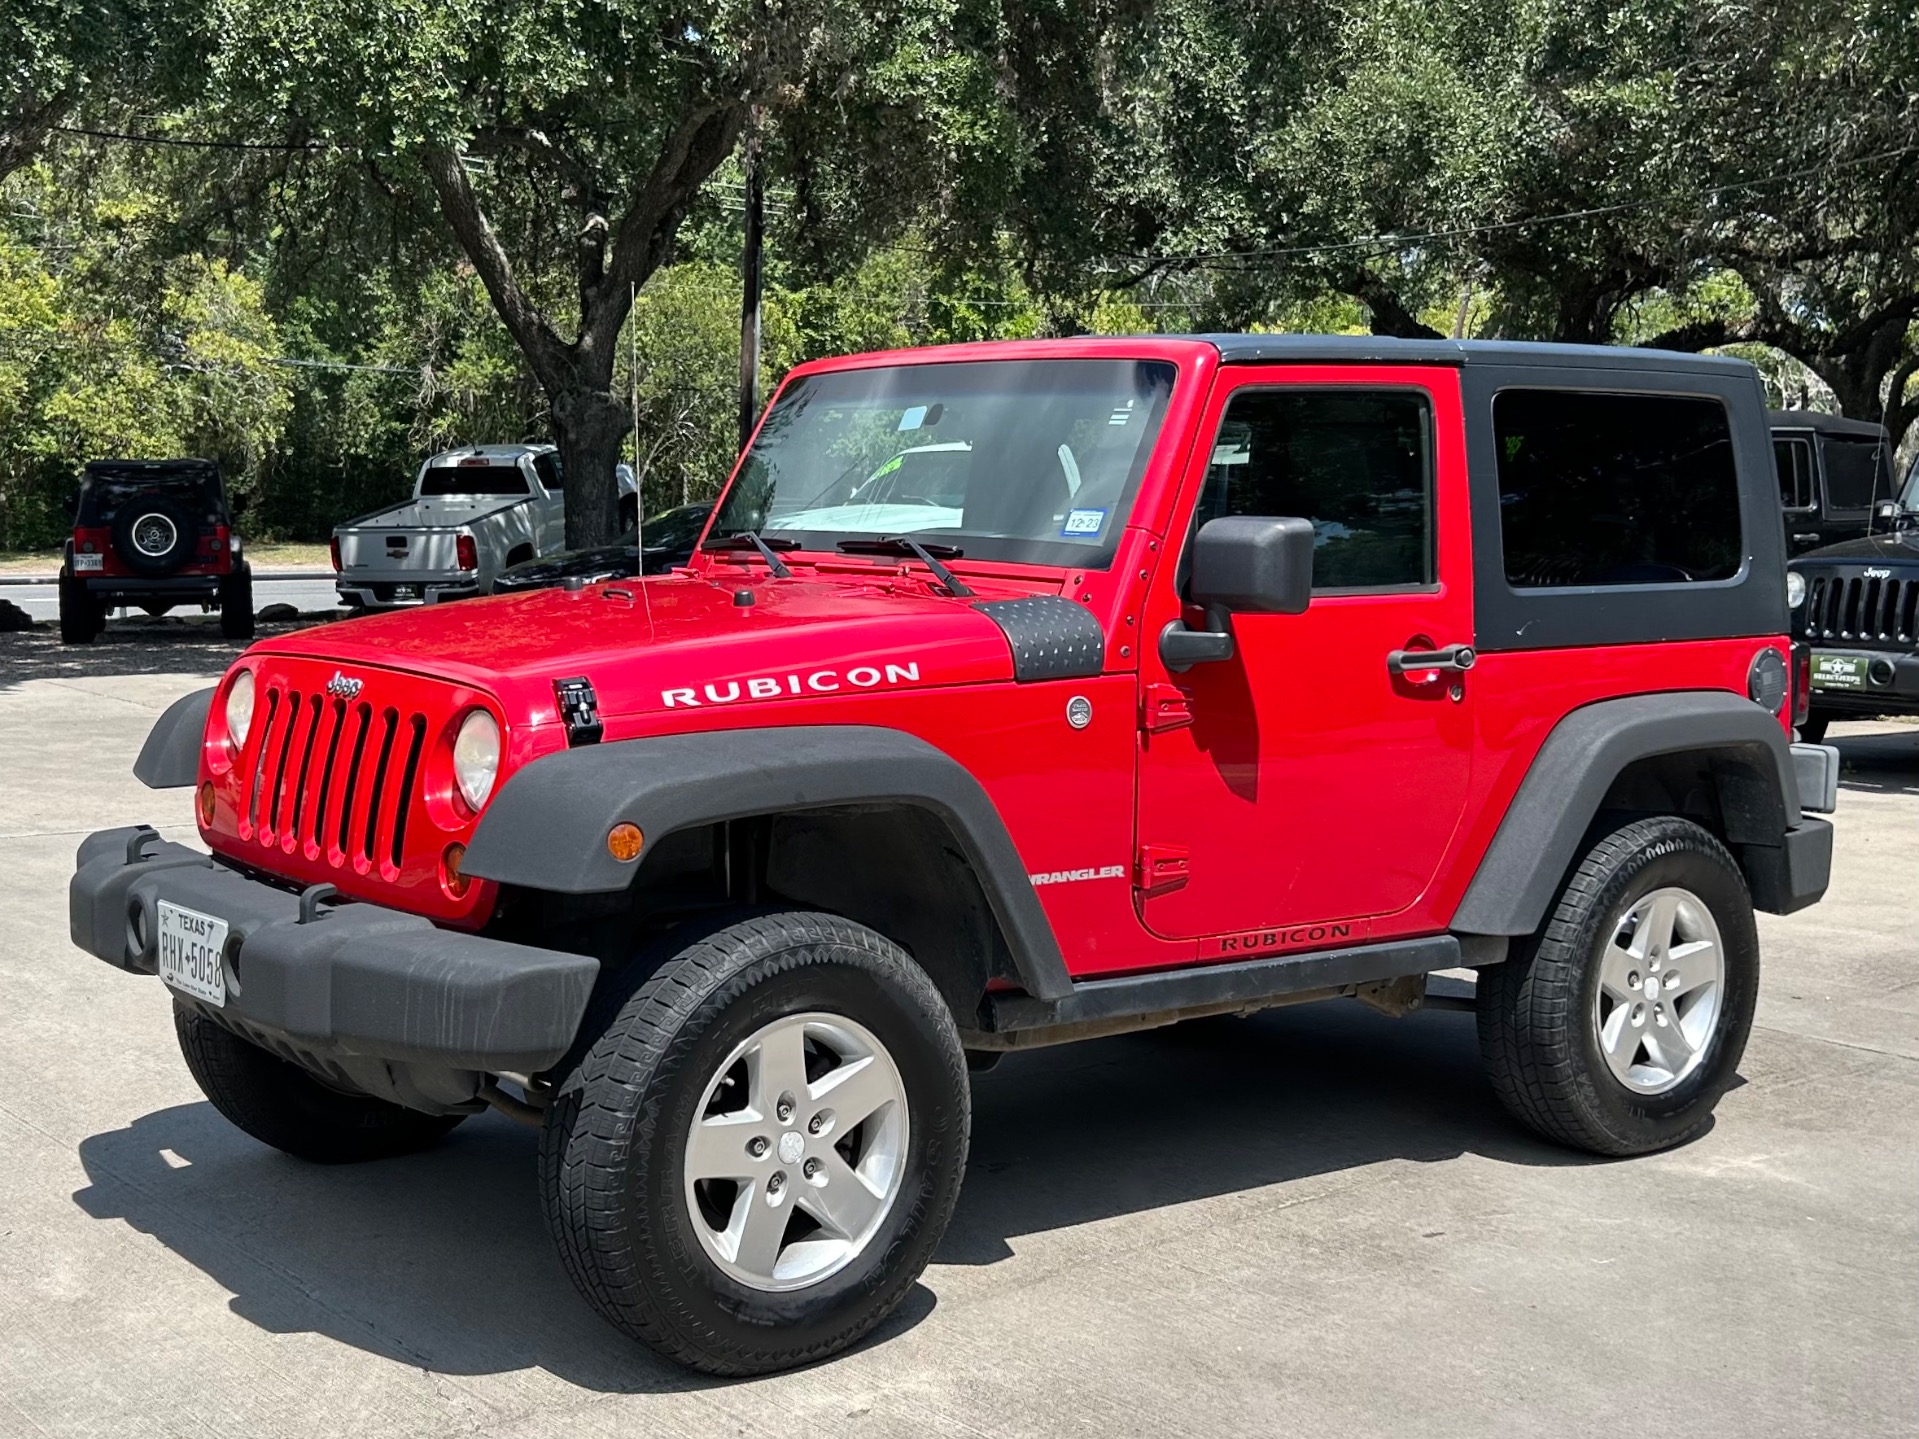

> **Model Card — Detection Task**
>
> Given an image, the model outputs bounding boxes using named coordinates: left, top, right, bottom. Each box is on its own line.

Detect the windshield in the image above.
left=712, top=359, right=1178, bottom=568
left=78, top=464, right=223, bottom=525
left=1901, top=455, right=1919, bottom=511
left=420, top=462, right=530, bottom=498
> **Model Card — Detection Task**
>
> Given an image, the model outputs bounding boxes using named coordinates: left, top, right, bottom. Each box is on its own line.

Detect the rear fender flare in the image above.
left=462, top=725, right=1074, bottom=1002
left=1452, top=690, right=1800, bottom=935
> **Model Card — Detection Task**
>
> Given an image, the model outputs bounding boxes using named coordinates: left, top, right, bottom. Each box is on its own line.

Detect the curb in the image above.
left=0, top=569, right=334, bottom=587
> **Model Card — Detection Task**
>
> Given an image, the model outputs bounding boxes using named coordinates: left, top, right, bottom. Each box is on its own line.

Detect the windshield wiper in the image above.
left=837, top=536, right=974, bottom=597
left=703, top=531, right=796, bottom=578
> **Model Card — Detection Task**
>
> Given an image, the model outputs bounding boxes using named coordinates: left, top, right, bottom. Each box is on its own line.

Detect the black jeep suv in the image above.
left=1789, top=459, right=1919, bottom=740
left=60, top=459, right=254, bottom=645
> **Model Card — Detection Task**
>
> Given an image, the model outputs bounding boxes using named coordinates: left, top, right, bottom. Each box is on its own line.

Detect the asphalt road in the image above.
left=0, top=666, right=1914, bottom=1438
left=0, top=573, right=344, bottom=624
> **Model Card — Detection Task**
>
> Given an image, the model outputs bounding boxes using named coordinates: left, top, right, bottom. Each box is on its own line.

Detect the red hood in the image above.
left=250, top=569, right=1045, bottom=728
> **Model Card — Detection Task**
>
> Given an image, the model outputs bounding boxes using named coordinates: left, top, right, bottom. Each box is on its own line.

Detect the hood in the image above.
left=253, top=569, right=1039, bottom=729
left=1790, top=530, right=1919, bottom=567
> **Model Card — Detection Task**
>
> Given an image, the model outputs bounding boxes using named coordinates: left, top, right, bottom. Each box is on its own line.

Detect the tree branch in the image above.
left=420, top=145, right=569, bottom=390
left=1334, top=268, right=1443, bottom=340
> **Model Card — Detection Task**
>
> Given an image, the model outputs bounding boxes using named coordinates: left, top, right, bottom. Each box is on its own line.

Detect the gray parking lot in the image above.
left=1, top=641, right=1914, bottom=1438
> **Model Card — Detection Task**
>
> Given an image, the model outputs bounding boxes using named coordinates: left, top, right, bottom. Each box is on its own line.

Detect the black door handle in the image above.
left=1387, top=644, right=1476, bottom=676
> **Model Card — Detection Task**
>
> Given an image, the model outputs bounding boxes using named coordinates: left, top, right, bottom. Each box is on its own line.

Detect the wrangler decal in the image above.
left=1030, top=865, right=1126, bottom=886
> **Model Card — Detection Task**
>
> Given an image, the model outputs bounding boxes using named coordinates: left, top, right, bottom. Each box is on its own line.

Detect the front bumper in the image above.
left=71, top=826, right=599, bottom=1094
left=1805, top=648, right=1919, bottom=712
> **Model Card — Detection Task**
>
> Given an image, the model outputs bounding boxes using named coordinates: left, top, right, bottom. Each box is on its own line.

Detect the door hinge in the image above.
left=1141, top=682, right=1195, bottom=734
left=1135, top=843, right=1191, bottom=894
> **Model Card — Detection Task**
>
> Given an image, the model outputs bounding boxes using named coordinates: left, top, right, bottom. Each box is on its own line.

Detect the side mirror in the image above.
left=1159, top=516, right=1315, bottom=671
left=60, top=492, right=78, bottom=519
left=1874, top=500, right=1901, bottom=527
left=1190, top=515, right=1316, bottom=617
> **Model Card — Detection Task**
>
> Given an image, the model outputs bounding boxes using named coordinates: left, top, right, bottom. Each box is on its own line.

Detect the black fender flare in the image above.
left=462, top=725, right=1074, bottom=1002
left=134, top=686, right=215, bottom=789
left=1451, top=690, right=1801, bottom=936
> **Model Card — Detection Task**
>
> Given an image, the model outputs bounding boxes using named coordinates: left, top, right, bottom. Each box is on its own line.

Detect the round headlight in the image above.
left=225, top=669, right=255, bottom=751
left=1786, top=571, right=1807, bottom=608
left=452, top=709, right=501, bottom=812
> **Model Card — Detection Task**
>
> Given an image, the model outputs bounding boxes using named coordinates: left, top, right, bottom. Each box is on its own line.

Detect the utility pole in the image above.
left=738, top=114, right=764, bottom=454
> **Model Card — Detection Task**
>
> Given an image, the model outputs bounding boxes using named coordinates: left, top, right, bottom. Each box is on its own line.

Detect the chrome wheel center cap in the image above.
left=777, top=1130, right=805, bottom=1165
left=1642, top=976, right=1661, bottom=999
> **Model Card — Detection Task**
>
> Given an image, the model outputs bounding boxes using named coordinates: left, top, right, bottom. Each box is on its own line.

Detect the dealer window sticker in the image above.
left=1061, top=507, right=1107, bottom=538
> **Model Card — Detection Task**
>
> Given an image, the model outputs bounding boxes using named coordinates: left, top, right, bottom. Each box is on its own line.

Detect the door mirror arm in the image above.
left=1159, top=614, right=1234, bottom=672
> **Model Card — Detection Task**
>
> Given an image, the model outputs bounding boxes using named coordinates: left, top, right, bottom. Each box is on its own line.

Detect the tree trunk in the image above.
left=551, top=385, right=631, bottom=549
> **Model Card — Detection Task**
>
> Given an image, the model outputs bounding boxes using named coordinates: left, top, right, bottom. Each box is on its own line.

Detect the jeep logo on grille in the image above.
left=1864, top=567, right=1892, bottom=579
left=325, top=671, right=364, bottom=700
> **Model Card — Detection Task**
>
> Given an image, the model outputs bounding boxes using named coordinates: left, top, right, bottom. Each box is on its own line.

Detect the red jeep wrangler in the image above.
left=58, top=458, right=254, bottom=644
left=70, top=336, right=1837, bottom=1374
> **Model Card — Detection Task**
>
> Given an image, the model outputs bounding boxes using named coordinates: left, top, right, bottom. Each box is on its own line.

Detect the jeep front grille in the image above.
left=1801, top=575, right=1918, bottom=650
left=242, top=681, right=429, bottom=873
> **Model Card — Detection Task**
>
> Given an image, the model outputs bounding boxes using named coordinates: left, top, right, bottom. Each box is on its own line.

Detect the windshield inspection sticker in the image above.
left=1061, top=508, right=1106, bottom=537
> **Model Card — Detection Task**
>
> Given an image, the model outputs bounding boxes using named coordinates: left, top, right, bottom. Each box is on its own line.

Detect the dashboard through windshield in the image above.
left=712, top=358, right=1178, bottom=569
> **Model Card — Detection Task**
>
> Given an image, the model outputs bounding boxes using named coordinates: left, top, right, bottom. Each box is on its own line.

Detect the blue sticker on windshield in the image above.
left=1061, top=508, right=1106, bottom=537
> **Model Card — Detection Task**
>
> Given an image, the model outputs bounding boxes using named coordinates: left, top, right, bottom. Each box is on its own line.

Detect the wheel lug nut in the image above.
left=748, top=1136, right=769, bottom=1158
left=808, top=1115, right=823, bottom=1135
left=776, top=1093, right=795, bottom=1123
left=768, top=1172, right=784, bottom=1193
left=804, top=1158, right=821, bottom=1178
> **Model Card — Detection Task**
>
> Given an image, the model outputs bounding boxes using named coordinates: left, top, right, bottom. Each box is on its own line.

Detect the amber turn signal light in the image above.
left=197, top=781, right=215, bottom=827
left=606, top=823, right=644, bottom=862
left=442, top=842, right=470, bottom=898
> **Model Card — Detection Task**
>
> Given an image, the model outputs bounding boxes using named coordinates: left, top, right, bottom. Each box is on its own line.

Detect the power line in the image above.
left=49, top=124, right=326, bottom=153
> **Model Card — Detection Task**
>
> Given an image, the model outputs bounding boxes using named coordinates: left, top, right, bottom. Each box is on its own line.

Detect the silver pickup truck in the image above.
left=331, top=444, right=638, bottom=610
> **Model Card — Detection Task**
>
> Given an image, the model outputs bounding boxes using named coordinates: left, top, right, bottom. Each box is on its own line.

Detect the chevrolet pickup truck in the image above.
left=331, top=445, right=638, bottom=609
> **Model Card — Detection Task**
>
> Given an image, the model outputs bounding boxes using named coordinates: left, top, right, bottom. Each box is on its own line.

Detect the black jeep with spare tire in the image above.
left=59, top=459, right=254, bottom=644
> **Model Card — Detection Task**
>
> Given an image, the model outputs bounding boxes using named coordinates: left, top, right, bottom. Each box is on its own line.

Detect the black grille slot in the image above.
left=266, top=692, right=304, bottom=838
left=289, top=695, right=323, bottom=840
left=246, top=687, right=281, bottom=832
left=361, top=709, right=399, bottom=863
left=390, top=715, right=427, bottom=869
left=312, top=698, right=347, bottom=849
left=335, top=703, right=372, bottom=856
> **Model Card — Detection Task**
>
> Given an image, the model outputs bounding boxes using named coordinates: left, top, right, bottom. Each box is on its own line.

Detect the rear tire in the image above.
left=175, top=1003, right=464, bottom=1163
left=1476, top=816, right=1758, bottom=1157
left=540, top=911, right=969, bottom=1375
left=58, top=572, right=100, bottom=644
left=219, top=564, right=255, bottom=639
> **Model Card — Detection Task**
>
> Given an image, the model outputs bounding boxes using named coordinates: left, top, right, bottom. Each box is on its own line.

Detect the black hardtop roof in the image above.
left=1198, top=332, right=1757, bottom=377
left=82, top=458, right=221, bottom=482
left=1766, top=408, right=1888, bottom=440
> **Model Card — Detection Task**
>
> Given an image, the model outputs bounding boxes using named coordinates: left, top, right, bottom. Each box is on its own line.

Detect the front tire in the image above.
left=1476, top=816, right=1759, bottom=1156
left=540, top=911, right=969, bottom=1375
left=175, top=1003, right=464, bottom=1163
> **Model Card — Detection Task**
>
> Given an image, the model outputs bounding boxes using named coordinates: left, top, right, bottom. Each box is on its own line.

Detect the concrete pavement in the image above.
left=0, top=666, right=1914, bottom=1438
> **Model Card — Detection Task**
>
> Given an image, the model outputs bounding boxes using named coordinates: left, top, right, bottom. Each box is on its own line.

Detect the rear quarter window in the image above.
left=1818, top=436, right=1885, bottom=512
left=1493, top=390, right=1743, bottom=588
left=420, top=464, right=531, bottom=498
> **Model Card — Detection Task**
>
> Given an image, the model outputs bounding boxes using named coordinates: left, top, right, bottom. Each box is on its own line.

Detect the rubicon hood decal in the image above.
left=663, top=661, right=923, bottom=708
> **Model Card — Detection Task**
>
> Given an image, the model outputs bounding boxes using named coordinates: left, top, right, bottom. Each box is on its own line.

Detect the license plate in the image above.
left=157, top=901, right=229, bottom=1007
left=394, top=585, right=418, bottom=599
left=1810, top=653, right=1869, bottom=691
left=73, top=553, right=103, bottom=572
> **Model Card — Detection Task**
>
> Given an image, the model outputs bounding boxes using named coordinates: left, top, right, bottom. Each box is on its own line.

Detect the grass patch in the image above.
left=0, top=541, right=334, bottom=575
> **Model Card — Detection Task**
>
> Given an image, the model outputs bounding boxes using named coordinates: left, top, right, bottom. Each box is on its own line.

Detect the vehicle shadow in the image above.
left=1829, top=723, right=1919, bottom=797
left=0, top=614, right=336, bottom=691
left=71, top=999, right=1592, bottom=1389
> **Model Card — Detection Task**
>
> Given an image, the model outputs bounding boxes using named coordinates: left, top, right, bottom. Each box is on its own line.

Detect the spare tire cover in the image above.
left=111, top=494, right=196, bottom=577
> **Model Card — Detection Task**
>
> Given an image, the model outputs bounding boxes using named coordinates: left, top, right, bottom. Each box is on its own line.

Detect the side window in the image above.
left=532, top=452, right=565, bottom=491
left=1773, top=436, right=1815, bottom=510
left=1493, top=390, right=1742, bottom=588
left=1818, top=436, right=1883, bottom=513
left=1197, top=388, right=1434, bottom=591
